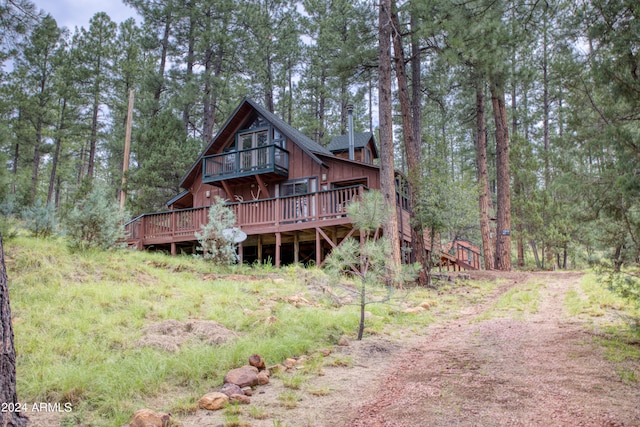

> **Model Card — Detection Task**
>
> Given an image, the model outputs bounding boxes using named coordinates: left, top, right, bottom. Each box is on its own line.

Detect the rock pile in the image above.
left=198, top=353, right=271, bottom=411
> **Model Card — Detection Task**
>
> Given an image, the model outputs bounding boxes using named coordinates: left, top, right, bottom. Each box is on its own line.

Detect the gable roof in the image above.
left=179, top=97, right=332, bottom=189
left=247, top=99, right=333, bottom=160
left=327, top=132, right=378, bottom=158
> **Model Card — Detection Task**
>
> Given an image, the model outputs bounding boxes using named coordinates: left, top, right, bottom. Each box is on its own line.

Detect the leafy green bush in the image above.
left=195, top=196, right=238, bottom=265
left=64, top=186, right=125, bottom=250
left=22, top=199, right=57, bottom=238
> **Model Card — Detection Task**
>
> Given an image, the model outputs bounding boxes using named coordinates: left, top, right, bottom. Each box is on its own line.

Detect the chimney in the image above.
left=347, top=104, right=354, bottom=161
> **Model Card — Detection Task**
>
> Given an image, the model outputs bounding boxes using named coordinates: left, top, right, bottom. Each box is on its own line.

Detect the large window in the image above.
left=281, top=179, right=309, bottom=196
left=280, top=178, right=317, bottom=221
left=238, top=129, right=269, bottom=171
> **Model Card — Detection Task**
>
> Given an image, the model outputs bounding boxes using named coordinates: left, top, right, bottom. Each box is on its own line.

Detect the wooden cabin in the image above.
left=125, top=98, right=478, bottom=270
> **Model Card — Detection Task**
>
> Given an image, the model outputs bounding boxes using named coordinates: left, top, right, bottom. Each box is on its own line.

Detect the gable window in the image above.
left=238, top=128, right=269, bottom=171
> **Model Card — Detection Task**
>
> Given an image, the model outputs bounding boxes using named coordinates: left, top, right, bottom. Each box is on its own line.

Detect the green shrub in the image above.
left=195, top=196, right=238, bottom=265
left=22, top=199, right=57, bottom=238
left=64, top=186, right=125, bottom=250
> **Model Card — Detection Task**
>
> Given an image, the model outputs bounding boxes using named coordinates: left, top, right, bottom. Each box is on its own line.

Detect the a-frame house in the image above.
left=125, top=98, right=477, bottom=269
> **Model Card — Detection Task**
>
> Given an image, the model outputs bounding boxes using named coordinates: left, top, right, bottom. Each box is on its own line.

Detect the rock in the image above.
left=257, top=371, right=270, bottom=385
left=230, top=394, right=251, bottom=404
left=198, top=392, right=229, bottom=411
left=224, top=365, right=259, bottom=388
left=241, top=387, right=253, bottom=396
left=249, top=354, right=266, bottom=370
left=317, top=348, right=332, bottom=357
left=403, top=306, right=425, bottom=314
left=129, top=409, right=171, bottom=427
left=220, top=383, right=243, bottom=397
left=419, top=301, right=431, bottom=310
left=338, top=335, right=350, bottom=346
left=283, top=358, right=297, bottom=369
left=268, top=364, right=285, bottom=374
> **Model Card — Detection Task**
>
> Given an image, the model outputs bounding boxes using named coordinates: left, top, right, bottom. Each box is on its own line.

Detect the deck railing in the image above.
left=125, top=185, right=364, bottom=245
left=450, top=242, right=482, bottom=270
left=202, top=144, right=289, bottom=183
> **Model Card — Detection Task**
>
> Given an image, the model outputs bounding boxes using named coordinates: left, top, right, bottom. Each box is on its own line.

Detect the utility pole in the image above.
left=120, top=89, right=134, bottom=210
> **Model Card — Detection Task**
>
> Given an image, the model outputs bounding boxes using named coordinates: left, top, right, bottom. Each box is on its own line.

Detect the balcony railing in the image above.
left=124, top=185, right=364, bottom=246
left=202, top=144, right=289, bottom=183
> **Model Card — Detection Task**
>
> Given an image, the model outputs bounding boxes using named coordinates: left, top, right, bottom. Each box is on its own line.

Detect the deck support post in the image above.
left=294, top=233, right=299, bottom=264
left=258, top=236, right=263, bottom=264
left=238, top=243, right=243, bottom=264
left=315, top=228, right=321, bottom=266
left=171, top=242, right=176, bottom=256
left=275, top=232, right=281, bottom=268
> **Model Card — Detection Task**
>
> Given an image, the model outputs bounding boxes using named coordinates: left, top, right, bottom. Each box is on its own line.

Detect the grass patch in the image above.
left=476, top=281, right=542, bottom=320
left=326, top=355, right=353, bottom=367
left=567, top=274, right=640, bottom=382
left=280, top=372, right=308, bottom=390
left=277, top=390, right=301, bottom=409
left=564, top=288, right=584, bottom=316
left=308, top=386, right=331, bottom=396
left=247, top=405, right=269, bottom=420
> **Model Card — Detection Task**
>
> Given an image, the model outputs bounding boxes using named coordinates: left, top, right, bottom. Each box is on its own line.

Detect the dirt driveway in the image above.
left=347, top=271, right=639, bottom=427
left=179, top=271, right=639, bottom=427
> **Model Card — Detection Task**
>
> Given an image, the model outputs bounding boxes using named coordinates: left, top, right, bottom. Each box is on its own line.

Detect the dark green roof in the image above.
left=327, top=132, right=377, bottom=157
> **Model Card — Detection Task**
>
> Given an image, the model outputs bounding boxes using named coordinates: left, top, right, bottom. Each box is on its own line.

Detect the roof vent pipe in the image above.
left=347, top=104, right=355, bottom=161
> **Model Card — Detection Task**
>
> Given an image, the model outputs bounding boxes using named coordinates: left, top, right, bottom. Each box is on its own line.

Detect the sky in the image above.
left=33, top=0, right=140, bottom=32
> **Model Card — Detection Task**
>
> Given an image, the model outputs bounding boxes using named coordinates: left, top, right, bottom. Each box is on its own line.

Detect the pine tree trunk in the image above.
left=491, top=80, right=512, bottom=271
left=378, top=0, right=401, bottom=272
left=182, top=14, right=195, bottom=134
left=390, top=7, right=428, bottom=285
left=1, top=235, right=29, bottom=427
left=31, top=118, right=42, bottom=203
left=87, top=101, right=99, bottom=179
left=154, top=18, right=171, bottom=111
left=48, top=98, right=66, bottom=206
left=476, top=79, right=494, bottom=270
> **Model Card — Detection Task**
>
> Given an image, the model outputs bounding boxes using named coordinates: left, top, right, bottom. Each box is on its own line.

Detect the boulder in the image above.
left=338, top=335, right=350, bottom=346
left=220, top=383, right=243, bottom=397
left=129, top=409, right=171, bottom=427
left=230, top=394, right=251, bottom=404
left=249, top=354, right=266, bottom=371
left=257, top=371, right=270, bottom=385
left=241, top=387, right=253, bottom=396
left=224, top=365, right=259, bottom=388
left=198, top=392, right=229, bottom=411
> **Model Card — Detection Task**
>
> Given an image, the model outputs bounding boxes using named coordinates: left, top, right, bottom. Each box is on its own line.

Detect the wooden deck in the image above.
left=125, top=186, right=363, bottom=248
left=125, top=185, right=480, bottom=270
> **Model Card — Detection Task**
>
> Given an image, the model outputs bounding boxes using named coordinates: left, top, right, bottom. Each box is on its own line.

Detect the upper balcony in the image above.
left=202, top=144, right=289, bottom=185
